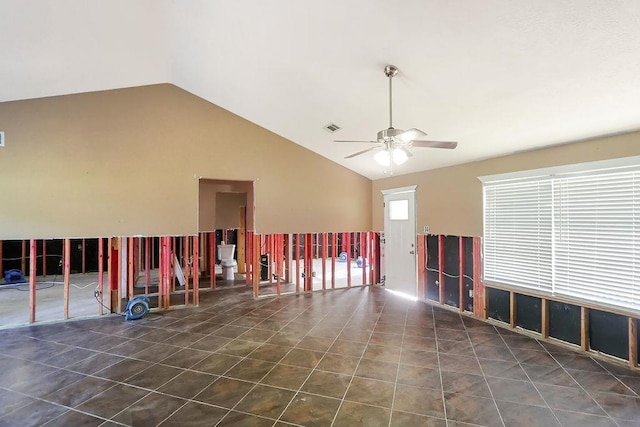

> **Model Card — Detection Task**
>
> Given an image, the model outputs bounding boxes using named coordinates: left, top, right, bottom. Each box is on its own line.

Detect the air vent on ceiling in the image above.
left=323, top=123, right=341, bottom=133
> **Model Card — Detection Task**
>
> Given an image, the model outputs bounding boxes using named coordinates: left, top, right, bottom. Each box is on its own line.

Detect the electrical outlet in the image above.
left=423, top=225, right=430, bottom=234
left=312, top=272, right=316, bottom=277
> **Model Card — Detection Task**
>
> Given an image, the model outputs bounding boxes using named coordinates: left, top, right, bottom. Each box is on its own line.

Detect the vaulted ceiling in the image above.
left=2, top=1, right=639, bottom=179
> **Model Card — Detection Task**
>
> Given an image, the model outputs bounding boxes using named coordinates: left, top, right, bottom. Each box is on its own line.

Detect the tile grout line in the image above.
left=388, top=297, right=410, bottom=427
left=432, top=308, right=453, bottom=427
left=327, top=291, right=389, bottom=426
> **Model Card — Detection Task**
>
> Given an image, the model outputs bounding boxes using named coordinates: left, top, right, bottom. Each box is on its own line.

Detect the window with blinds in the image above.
left=481, top=158, right=640, bottom=313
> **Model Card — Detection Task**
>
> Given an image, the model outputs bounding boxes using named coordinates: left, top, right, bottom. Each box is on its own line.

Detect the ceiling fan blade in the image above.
left=400, top=146, right=413, bottom=157
left=398, top=128, right=427, bottom=143
left=334, top=140, right=379, bottom=144
left=411, top=140, right=458, bottom=149
left=344, top=146, right=379, bottom=159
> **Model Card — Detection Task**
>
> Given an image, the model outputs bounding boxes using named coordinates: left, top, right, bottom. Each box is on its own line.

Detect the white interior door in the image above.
left=382, top=186, right=417, bottom=297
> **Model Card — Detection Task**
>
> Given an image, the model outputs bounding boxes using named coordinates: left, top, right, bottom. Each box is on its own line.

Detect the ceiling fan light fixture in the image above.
left=374, top=149, right=391, bottom=167
left=392, top=148, right=408, bottom=165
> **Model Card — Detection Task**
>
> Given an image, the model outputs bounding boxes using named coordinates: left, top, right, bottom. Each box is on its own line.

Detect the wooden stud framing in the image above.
left=305, top=233, right=313, bottom=291
left=284, top=234, right=291, bottom=284
left=29, top=239, right=36, bottom=323
left=629, top=317, right=638, bottom=368
left=295, top=234, right=300, bottom=293
left=144, top=237, right=150, bottom=293
left=63, top=238, right=71, bottom=319
left=81, top=238, right=86, bottom=274
left=417, top=235, right=426, bottom=300
left=184, top=236, right=190, bottom=306
left=21, top=240, right=26, bottom=275
left=245, top=231, right=253, bottom=286
left=321, top=233, right=328, bottom=290
left=346, top=233, right=351, bottom=288
left=541, top=299, right=549, bottom=339
left=472, top=237, right=486, bottom=319
left=238, top=207, right=246, bottom=274
left=253, top=234, right=260, bottom=297
left=581, top=307, right=590, bottom=351
left=268, top=235, right=274, bottom=284
left=438, top=235, right=445, bottom=304
left=193, top=235, right=200, bottom=306
left=509, top=291, right=516, bottom=328
left=458, top=236, right=465, bottom=311
left=331, top=233, right=336, bottom=289
left=359, top=231, right=367, bottom=286
left=210, top=232, right=217, bottom=288
left=98, top=238, right=104, bottom=316
left=368, top=232, right=375, bottom=285
left=42, top=240, right=46, bottom=277
left=0, top=240, right=3, bottom=278
left=276, top=234, right=282, bottom=295
left=127, top=238, right=134, bottom=299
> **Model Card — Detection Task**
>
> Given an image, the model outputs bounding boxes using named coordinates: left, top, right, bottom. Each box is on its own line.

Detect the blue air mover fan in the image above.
left=124, top=296, right=150, bottom=321
left=4, top=269, right=26, bottom=284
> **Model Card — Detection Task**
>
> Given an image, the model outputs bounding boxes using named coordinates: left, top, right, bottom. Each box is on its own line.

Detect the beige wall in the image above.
left=216, top=193, right=246, bottom=230
left=198, top=179, right=253, bottom=232
left=0, top=84, right=372, bottom=239
left=372, top=131, right=640, bottom=236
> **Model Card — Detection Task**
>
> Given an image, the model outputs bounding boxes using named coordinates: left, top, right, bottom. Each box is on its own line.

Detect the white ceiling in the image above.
left=2, top=1, right=640, bottom=179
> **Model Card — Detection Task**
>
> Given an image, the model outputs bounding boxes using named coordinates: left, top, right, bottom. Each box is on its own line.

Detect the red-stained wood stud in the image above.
left=145, top=237, right=150, bottom=293
left=295, top=234, right=300, bottom=294
left=29, top=239, right=36, bottom=323
left=438, top=235, right=445, bottom=305
left=184, top=236, right=190, bottom=306
left=253, top=234, right=261, bottom=298
left=459, top=236, right=465, bottom=311
left=211, top=232, right=218, bottom=289
left=322, top=233, right=328, bottom=290
left=331, top=233, right=336, bottom=289
left=63, top=238, right=71, bottom=319
left=361, top=232, right=367, bottom=285
left=346, top=233, right=352, bottom=288
left=82, top=238, right=86, bottom=274
left=128, top=237, right=134, bottom=300
left=417, top=235, right=426, bottom=300
left=193, top=234, right=200, bottom=306
left=0, top=240, right=3, bottom=279
left=98, top=238, right=104, bottom=316
left=284, top=234, right=291, bottom=284
left=42, top=240, right=47, bottom=277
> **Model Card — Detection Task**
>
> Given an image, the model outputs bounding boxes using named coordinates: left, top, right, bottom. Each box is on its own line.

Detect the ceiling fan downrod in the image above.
left=384, top=65, right=398, bottom=129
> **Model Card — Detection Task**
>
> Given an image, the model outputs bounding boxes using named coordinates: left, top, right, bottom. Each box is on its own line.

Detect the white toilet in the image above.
left=217, top=243, right=237, bottom=281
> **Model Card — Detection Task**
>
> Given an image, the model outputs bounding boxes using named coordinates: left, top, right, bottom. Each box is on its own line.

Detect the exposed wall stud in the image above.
left=21, top=240, right=26, bottom=276
left=361, top=231, right=367, bottom=285
left=438, top=235, right=445, bottom=304
left=458, top=236, right=465, bottom=311
left=42, top=240, right=46, bottom=277
left=184, top=236, right=190, bottom=305
left=63, top=238, right=71, bottom=319
left=128, top=237, right=134, bottom=299
left=29, top=239, right=36, bottom=323
left=629, top=317, right=637, bottom=368
left=295, top=234, right=300, bottom=293
left=193, top=235, right=200, bottom=306
left=144, top=237, right=150, bottom=293
left=509, top=291, right=516, bottom=328
left=98, top=238, right=104, bottom=316
left=238, top=207, right=246, bottom=274
left=276, top=234, right=283, bottom=295
left=331, top=233, right=336, bottom=289
left=417, top=235, right=426, bottom=299
left=81, top=238, right=86, bottom=274
left=472, top=237, right=486, bottom=319
left=346, top=233, right=351, bottom=288
left=581, top=307, right=590, bottom=352
left=211, top=232, right=217, bottom=288
left=541, top=299, right=549, bottom=339
left=253, top=234, right=260, bottom=297
left=322, top=233, right=328, bottom=290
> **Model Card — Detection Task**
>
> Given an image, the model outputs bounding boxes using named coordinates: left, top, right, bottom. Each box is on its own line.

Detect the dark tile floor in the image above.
left=0, top=285, right=639, bottom=426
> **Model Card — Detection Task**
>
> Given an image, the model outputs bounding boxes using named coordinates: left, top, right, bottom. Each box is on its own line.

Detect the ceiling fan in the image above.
left=335, top=65, right=457, bottom=171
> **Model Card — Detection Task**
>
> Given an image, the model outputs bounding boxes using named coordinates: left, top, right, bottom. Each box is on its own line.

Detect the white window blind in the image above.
left=482, top=161, right=640, bottom=313
left=483, top=180, right=553, bottom=293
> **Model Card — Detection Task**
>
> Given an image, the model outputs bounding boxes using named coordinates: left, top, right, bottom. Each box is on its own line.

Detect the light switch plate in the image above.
left=0, top=131, right=4, bottom=147
left=423, top=225, right=430, bottom=234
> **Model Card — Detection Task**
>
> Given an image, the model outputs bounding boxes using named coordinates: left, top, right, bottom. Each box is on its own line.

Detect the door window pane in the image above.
left=389, top=199, right=409, bottom=220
